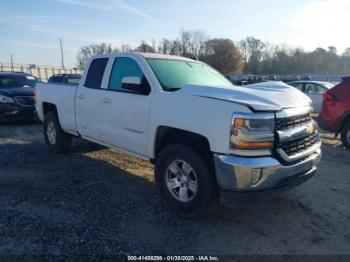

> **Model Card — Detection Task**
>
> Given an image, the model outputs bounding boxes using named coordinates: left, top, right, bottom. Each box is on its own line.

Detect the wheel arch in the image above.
left=337, top=110, right=350, bottom=134
left=153, top=126, right=213, bottom=167
left=42, top=102, right=58, bottom=117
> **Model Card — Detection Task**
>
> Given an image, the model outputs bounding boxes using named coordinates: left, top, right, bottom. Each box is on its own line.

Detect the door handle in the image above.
left=102, top=98, right=112, bottom=104
left=77, top=94, right=85, bottom=100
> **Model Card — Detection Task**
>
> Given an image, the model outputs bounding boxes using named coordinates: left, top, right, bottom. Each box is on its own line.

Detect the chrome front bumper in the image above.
left=214, top=148, right=321, bottom=207
left=214, top=148, right=322, bottom=192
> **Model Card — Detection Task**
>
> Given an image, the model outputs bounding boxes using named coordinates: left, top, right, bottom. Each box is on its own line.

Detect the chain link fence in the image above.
left=0, top=63, right=83, bottom=82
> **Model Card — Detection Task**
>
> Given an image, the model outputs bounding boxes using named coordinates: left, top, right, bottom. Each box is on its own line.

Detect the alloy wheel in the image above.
left=165, top=160, right=198, bottom=202
left=46, top=121, right=56, bottom=145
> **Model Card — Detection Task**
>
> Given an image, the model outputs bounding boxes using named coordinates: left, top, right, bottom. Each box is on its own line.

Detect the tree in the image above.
left=170, top=40, right=183, bottom=56
left=270, top=46, right=292, bottom=74
left=239, top=37, right=265, bottom=74
left=200, top=38, right=243, bottom=75
left=76, top=43, right=116, bottom=69
left=343, top=47, right=350, bottom=57
left=260, top=43, right=278, bottom=74
left=159, top=38, right=173, bottom=54
left=178, top=29, right=208, bottom=58
left=121, top=44, right=132, bottom=52
left=136, top=41, right=155, bottom=53
left=76, top=30, right=350, bottom=75
left=328, top=46, right=337, bottom=55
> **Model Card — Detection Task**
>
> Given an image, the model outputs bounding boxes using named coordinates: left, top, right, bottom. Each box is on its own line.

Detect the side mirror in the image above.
left=121, top=76, right=150, bottom=95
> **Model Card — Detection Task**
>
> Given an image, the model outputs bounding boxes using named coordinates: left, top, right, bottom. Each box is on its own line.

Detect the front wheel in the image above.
left=155, top=143, right=218, bottom=217
left=340, top=122, right=350, bottom=150
left=43, top=112, right=72, bottom=153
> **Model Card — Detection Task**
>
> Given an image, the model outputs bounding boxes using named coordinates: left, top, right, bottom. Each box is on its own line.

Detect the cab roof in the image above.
left=91, top=52, right=197, bottom=62
left=138, top=52, right=196, bottom=62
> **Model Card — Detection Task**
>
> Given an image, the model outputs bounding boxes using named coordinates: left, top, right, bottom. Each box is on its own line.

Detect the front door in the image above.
left=98, top=57, right=153, bottom=157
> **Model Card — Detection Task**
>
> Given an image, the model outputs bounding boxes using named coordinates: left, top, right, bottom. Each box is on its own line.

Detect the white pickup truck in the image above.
left=35, top=53, right=322, bottom=216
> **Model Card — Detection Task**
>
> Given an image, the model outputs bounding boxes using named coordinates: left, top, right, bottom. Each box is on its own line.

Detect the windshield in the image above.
left=0, top=75, right=37, bottom=89
left=146, top=58, right=233, bottom=91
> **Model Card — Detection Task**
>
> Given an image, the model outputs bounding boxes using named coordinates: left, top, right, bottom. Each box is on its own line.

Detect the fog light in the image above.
left=252, top=168, right=263, bottom=185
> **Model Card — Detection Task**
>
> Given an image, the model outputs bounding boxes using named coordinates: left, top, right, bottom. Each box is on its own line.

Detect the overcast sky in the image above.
left=0, top=0, right=349, bottom=67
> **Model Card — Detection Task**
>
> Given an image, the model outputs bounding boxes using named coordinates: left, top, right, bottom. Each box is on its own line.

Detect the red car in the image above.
left=319, top=76, right=350, bottom=150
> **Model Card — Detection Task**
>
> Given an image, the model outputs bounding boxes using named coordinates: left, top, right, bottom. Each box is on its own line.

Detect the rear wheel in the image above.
left=340, top=122, right=350, bottom=150
left=44, top=112, right=72, bottom=153
left=155, top=143, right=218, bottom=217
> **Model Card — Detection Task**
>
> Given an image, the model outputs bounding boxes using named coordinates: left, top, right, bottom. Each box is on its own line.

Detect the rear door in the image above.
left=75, top=57, right=108, bottom=141
left=98, top=56, right=153, bottom=157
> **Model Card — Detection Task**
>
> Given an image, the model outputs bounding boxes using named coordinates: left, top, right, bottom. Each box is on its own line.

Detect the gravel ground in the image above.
left=0, top=122, right=349, bottom=256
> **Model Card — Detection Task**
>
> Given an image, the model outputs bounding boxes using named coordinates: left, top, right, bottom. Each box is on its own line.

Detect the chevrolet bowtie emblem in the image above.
left=306, top=123, right=315, bottom=134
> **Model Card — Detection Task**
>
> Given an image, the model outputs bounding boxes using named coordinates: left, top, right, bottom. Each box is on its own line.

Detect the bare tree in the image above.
left=343, top=47, right=350, bottom=57
left=136, top=41, right=155, bottom=53
left=159, top=38, right=173, bottom=54
left=121, top=44, right=132, bottom=52
left=151, top=39, right=157, bottom=53
left=170, top=40, right=183, bottom=56
left=238, top=40, right=249, bottom=67
left=239, top=37, right=265, bottom=74
left=179, top=29, right=208, bottom=58
left=76, top=31, right=350, bottom=75
left=76, top=43, right=115, bottom=69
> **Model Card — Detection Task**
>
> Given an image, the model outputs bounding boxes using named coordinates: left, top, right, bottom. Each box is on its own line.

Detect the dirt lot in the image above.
left=0, top=122, right=349, bottom=256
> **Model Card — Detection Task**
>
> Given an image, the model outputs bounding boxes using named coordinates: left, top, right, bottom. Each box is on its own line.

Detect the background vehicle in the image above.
left=0, top=72, right=37, bottom=122
left=48, top=74, right=81, bottom=85
left=289, top=81, right=335, bottom=113
left=319, top=76, right=350, bottom=150
left=35, top=53, right=321, bottom=217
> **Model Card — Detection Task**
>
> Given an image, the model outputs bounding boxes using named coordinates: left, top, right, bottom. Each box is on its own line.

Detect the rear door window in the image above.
left=314, top=85, right=327, bottom=94
left=85, top=58, right=108, bottom=89
left=305, top=83, right=316, bottom=94
left=305, top=83, right=326, bottom=95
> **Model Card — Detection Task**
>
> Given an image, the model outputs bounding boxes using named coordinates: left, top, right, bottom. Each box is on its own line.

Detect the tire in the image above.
left=340, top=122, right=350, bottom=151
left=155, top=143, right=218, bottom=218
left=43, top=112, right=72, bottom=153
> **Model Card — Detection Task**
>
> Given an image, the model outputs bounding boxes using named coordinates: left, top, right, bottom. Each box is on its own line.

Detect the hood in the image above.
left=0, top=87, right=34, bottom=97
left=178, top=81, right=311, bottom=111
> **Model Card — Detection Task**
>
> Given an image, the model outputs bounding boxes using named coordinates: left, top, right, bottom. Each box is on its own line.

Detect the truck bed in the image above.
left=35, top=82, right=79, bottom=135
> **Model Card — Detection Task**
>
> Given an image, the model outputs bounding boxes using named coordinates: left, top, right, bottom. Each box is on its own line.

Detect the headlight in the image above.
left=230, top=113, right=275, bottom=154
left=0, top=95, right=14, bottom=103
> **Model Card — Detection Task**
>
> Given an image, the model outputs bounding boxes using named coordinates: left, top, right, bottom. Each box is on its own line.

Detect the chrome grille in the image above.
left=275, top=113, right=311, bottom=131
left=275, top=110, right=320, bottom=162
left=277, top=133, right=318, bottom=156
left=14, top=96, right=35, bottom=106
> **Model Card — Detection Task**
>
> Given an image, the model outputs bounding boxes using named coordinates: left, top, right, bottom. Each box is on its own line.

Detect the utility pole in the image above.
left=10, top=54, right=14, bottom=71
left=60, top=38, right=65, bottom=69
